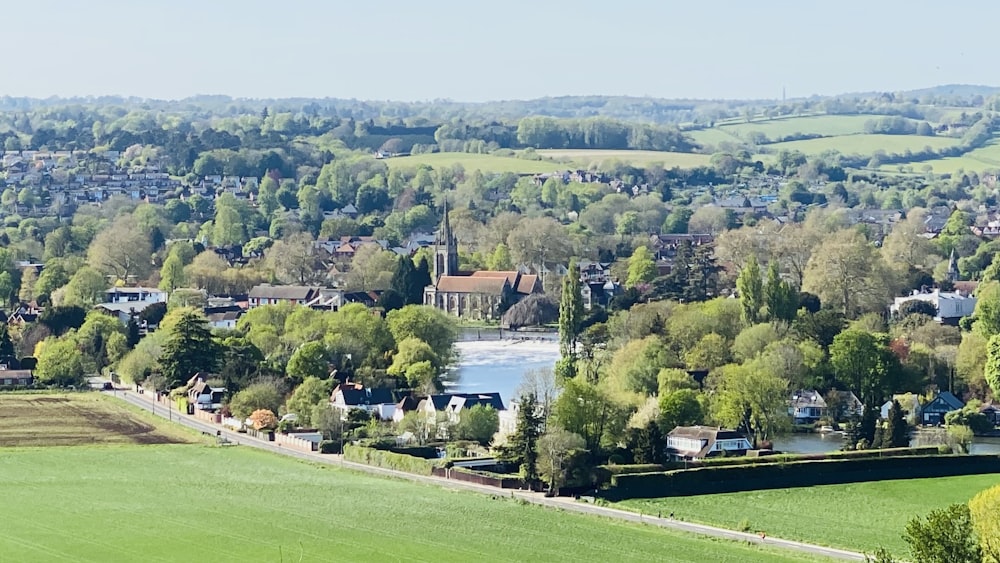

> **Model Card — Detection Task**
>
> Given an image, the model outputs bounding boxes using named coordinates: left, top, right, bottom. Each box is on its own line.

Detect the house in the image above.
left=186, top=374, right=226, bottom=412
left=789, top=390, right=827, bottom=424
left=666, top=426, right=753, bottom=460
left=423, top=203, right=541, bottom=320
left=330, top=383, right=396, bottom=420
left=94, top=300, right=163, bottom=324
left=890, top=288, right=976, bottom=325
left=444, top=393, right=505, bottom=424
left=0, top=367, right=33, bottom=387
left=921, top=391, right=965, bottom=425
left=880, top=394, right=922, bottom=424
left=828, top=391, right=864, bottom=421
left=980, top=403, right=1000, bottom=426
left=395, top=392, right=506, bottom=424
left=104, top=287, right=167, bottom=304
left=206, top=310, right=242, bottom=329
left=248, top=284, right=320, bottom=309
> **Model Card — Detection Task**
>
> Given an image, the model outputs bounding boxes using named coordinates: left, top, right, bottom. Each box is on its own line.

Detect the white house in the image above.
left=248, top=284, right=320, bottom=309
left=330, top=383, right=396, bottom=420
left=789, top=390, right=827, bottom=423
left=666, top=426, right=753, bottom=460
left=891, top=289, right=976, bottom=325
left=105, top=287, right=167, bottom=304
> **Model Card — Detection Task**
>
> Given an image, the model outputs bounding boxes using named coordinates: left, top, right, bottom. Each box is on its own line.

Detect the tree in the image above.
left=35, top=335, right=86, bottom=387
left=500, top=392, right=544, bottom=485
left=39, top=305, right=87, bottom=335
left=885, top=400, right=909, bottom=448
left=763, top=261, right=798, bottom=323
left=559, top=260, right=584, bottom=374
left=158, top=254, right=185, bottom=292
left=903, top=503, right=980, bottom=563
left=830, top=330, right=892, bottom=408
left=975, top=282, right=1000, bottom=338
left=684, top=333, right=730, bottom=370
left=266, top=232, right=321, bottom=285
left=229, top=380, right=284, bottom=420
left=61, top=266, right=107, bottom=307
left=969, top=484, right=1000, bottom=563
left=736, top=255, right=763, bottom=325
left=502, top=294, right=559, bottom=329
left=537, top=428, right=586, bottom=495
left=897, top=299, right=937, bottom=319
left=626, top=246, right=657, bottom=288
left=454, top=405, right=500, bottom=446
left=485, top=242, right=513, bottom=271
left=986, top=336, right=1000, bottom=410
left=630, top=420, right=665, bottom=464
left=386, top=305, right=456, bottom=366
left=86, top=215, right=153, bottom=283
left=712, top=363, right=789, bottom=447
left=283, top=377, right=331, bottom=426
left=553, top=376, right=627, bottom=452
left=212, top=206, right=246, bottom=247
left=286, top=342, right=331, bottom=382
left=802, top=229, right=898, bottom=319
left=506, top=216, right=572, bottom=279
left=18, top=267, right=37, bottom=304
left=346, top=245, right=397, bottom=291
left=249, top=409, right=278, bottom=431
left=390, top=255, right=425, bottom=306
left=658, top=389, right=704, bottom=433
left=158, top=310, right=220, bottom=387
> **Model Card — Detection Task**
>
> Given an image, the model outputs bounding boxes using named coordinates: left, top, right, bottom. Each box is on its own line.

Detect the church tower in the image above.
left=434, top=200, right=459, bottom=282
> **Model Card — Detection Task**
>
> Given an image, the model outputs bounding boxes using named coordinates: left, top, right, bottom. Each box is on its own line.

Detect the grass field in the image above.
left=886, top=136, right=1000, bottom=174
left=718, top=115, right=879, bottom=139
left=0, top=393, right=195, bottom=447
left=687, top=128, right=741, bottom=148
left=0, top=445, right=832, bottom=563
left=537, top=149, right=713, bottom=168
left=764, top=133, right=962, bottom=156
left=617, top=474, right=1000, bottom=557
left=383, top=152, right=560, bottom=174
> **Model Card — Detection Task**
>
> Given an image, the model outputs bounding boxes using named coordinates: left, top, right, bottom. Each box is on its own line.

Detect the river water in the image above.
left=451, top=340, right=1000, bottom=454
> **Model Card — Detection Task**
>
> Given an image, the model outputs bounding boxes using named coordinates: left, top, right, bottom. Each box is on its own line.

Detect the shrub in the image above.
left=343, top=444, right=435, bottom=475
left=319, top=440, right=340, bottom=454
left=249, top=409, right=278, bottom=431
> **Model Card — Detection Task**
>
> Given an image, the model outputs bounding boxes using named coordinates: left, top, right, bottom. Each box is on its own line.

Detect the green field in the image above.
left=0, top=445, right=832, bottom=563
left=718, top=115, right=879, bottom=139
left=764, top=133, right=962, bottom=156
left=687, top=128, right=741, bottom=149
left=537, top=149, right=713, bottom=168
left=384, top=152, right=560, bottom=174
left=617, top=474, right=1000, bottom=557
left=887, top=136, right=1000, bottom=174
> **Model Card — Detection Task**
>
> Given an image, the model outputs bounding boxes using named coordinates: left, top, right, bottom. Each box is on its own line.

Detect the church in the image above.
left=423, top=203, right=541, bottom=320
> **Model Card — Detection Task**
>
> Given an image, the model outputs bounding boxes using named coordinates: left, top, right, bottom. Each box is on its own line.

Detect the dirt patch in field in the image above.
left=0, top=394, right=195, bottom=447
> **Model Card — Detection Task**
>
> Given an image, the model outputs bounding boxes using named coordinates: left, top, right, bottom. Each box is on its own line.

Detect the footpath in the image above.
left=112, top=388, right=866, bottom=562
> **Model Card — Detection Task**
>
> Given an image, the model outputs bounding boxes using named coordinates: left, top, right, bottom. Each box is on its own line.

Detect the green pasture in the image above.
left=537, top=149, right=713, bottom=169
left=885, top=137, right=1000, bottom=174
left=0, top=445, right=830, bottom=562
left=764, top=133, right=961, bottom=156
left=718, top=114, right=879, bottom=139
left=687, top=128, right=742, bottom=149
left=617, top=473, right=1000, bottom=557
left=383, top=152, right=559, bottom=174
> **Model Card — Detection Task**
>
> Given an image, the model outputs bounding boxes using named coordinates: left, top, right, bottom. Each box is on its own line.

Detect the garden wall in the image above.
left=274, top=433, right=316, bottom=453
left=602, top=454, right=1000, bottom=500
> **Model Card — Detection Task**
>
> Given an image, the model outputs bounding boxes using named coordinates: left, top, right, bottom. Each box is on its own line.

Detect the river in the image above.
left=450, top=340, right=1000, bottom=454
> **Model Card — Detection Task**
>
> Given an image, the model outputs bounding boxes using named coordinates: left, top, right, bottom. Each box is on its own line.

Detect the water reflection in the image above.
left=447, top=339, right=560, bottom=406
left=774, top=433, right=1000, bottom=455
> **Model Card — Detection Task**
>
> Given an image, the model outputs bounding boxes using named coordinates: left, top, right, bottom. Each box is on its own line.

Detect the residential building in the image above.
left=828, top=391, right=864, bottom=421
left=0, top=366, right=33, bottom=387
left=880, top=394, right=922, bottom=424
left=891, top=288, right=976, bottom=325
left=104, top=287, right=167, bottom=304
left=789, top=390, right=827, bottom=424
left=330, top=383, right=397, bottom=420
left=666, top=426, right=753, bottom=460
left=187, top=374, right=226, bottom=412
left=248, top=284, right=320, bottom=309
left=980, top=403, right=1000, bottom=426
left=921, top=391, right=964, bottom=425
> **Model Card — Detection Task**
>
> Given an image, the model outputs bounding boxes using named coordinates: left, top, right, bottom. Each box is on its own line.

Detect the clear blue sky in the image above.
left=8, top=0, right=996, bottom=101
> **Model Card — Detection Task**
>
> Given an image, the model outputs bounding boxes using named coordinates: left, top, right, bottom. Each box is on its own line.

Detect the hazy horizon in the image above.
left=9, top=0, right=999, bottom=102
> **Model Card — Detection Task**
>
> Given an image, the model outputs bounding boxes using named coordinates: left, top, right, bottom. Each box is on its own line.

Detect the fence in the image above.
left=193, top=409, right=222, bottom=424
left=431, top=466, right=523, bottom=489
left=274, top=433, right=318, bottom=453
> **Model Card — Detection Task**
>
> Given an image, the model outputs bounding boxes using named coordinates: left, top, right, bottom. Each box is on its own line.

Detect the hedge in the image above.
left=599, top=464, right=675, bottom=475
left=343, top=444, right=436, bottom=476
left=603, top=454, right=1000, bottom=500
left=387, top=445, right=440, bottom=459
left=697, top=446, right=945, bottom=467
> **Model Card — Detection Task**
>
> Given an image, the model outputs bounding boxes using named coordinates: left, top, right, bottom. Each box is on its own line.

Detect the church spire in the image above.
left=947, top=248, right=959, bottom=283
left=434, top=199, right=459, bottom=282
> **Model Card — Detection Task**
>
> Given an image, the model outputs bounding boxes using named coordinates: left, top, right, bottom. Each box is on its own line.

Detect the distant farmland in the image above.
left=538, top=149, right=713, bottom=168
left=383, top=152, right=560, bottom=174
left=764, top=133, right=961, bottom=156
left=718, top=114, right=879, bottom=139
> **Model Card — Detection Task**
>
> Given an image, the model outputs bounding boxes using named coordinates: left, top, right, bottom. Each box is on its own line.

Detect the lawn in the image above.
left=764, top=133, right=962, bottom=156
left=616, top=474, right=1000, bottom=557
left=0, top=445, right=830, bottom=563
left=718, top=114, right=879, bottom=139
left=537, top=149, right=713, bottom=168
left=0, top=393, right=196, bottom=447
left=383, top=152, right=560, bottom=174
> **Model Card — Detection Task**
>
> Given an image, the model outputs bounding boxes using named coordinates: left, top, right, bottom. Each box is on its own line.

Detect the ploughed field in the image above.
left=617, top=474, right=1000, bottom=557
left=0, top=393, right=195, bottom=447
left=0, top=437, right=832, bottom=562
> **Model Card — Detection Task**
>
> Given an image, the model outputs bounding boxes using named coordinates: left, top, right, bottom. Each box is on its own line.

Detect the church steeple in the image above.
left=947, top=248, right=959, bottom=283
left=434, top=199, right=459, bottom=282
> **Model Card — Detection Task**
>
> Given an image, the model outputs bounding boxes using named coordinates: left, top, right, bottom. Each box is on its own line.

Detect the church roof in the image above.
left=435, top=276, right=509, bottom=294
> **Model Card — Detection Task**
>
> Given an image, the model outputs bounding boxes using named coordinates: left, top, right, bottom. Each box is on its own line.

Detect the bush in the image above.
left=319, top=440, right=340, bottom=454
left=343, top=444, right=436, bottom=475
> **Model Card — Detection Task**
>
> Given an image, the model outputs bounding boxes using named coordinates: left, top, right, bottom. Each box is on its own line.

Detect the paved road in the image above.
left=113, top=389, right=866, bottom=561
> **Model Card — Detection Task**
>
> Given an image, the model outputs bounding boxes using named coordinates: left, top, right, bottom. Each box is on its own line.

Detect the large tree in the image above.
left=386, top=305, right=456, bottom=367
left=266, top=232, right=322, bottom=285
left=86, top=215, right=153, bottom=283
left=802, top=229, right=898, bottom=319
left=712, top=362, right=789, bottom=448
left=829, top=329, right=896, bottom=407
left=283, top=377, right=332, bottom=426
left=500, top=392, right=544, bottom=485
left=903, top=504, right=980, bottom=563
left=626, top=246, right=657, bottom=288
left=558, top=260, right=584, bottom=374
left=158, top=310, right=221, bottom=387
left=537, top=428, right=586, bottom=496
left=35, top=335, right=87, bottom=387
left=736, top=255, right=763, bottom=326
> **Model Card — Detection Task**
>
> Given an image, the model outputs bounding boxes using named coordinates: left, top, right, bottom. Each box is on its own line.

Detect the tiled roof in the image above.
left=248, top=284, right=318, bottom=300
left=435, top=276, right=509, bottom=294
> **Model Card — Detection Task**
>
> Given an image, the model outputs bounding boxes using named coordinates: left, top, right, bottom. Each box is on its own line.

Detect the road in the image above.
left=112, top=388, right=866, bottom=561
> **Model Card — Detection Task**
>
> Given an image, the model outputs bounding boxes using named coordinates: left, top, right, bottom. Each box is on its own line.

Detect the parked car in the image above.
left=102, top=382, right=114, bottom=391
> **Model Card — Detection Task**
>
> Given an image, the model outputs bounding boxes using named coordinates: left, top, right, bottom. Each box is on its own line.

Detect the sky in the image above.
left=6, top=0, right=998, bottom=102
